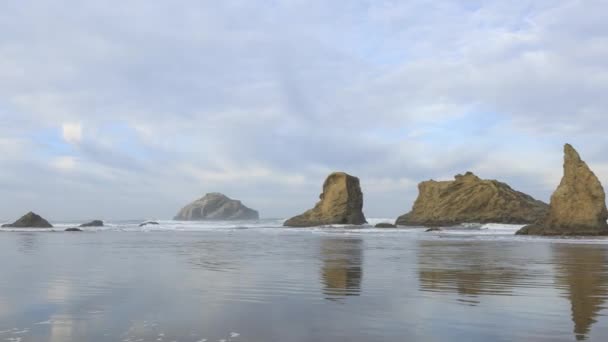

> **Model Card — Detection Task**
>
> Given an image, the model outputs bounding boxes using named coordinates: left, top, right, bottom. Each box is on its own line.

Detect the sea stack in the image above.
left=396, top=172, right=548, bottom=227
left=517, top=144, right=608, bottom=236
left=1, top=212, right=53, bottom=228
left=284, top=172, right=367, bottom=227
left=174, top=193, right=259, bottom=220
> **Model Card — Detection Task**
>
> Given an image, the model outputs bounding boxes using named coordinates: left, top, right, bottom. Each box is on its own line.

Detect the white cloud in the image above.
left=61, top=122, right=82, bottom=144
left=51, top=156, right=77, bottom=171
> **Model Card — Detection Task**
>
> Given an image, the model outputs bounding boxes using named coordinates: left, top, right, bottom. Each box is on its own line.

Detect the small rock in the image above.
left=65, top=228, right=83, bottom=232
left=375, top=222, right=397, bottom=228
left=139, top=221, right=159, bottom=227
left=426, top=227, right=442, bottom=232
left=80, top=220, right=104, bottom=227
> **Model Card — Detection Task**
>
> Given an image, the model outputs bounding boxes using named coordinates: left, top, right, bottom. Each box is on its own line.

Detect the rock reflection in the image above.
left=320, top=238, right=363, bottom=300
left=553, top=244, right=608, bottom=341
left=417, top=241, right=525, bottom=304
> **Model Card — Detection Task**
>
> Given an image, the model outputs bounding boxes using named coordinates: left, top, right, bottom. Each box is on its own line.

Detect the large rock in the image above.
left=284, top=172, right=367, bottom=227
left=1, top=212, right=53, bottom=228
left=174, top=193, right=259, bottom=221
left=517, top=144, right=608, bottom=236
left=396, top=172, right=548, bottom=227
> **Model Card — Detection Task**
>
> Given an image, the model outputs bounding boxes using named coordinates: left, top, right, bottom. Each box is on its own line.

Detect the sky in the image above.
left=1, top=0, right=608, bottom=221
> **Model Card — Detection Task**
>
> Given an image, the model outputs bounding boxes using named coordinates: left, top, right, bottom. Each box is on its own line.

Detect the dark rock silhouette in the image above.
left=139, top=221, right=159, bottom=227
left=375, top=223, right=396, bottom=228
left=80, top=220, right=104, bottom=227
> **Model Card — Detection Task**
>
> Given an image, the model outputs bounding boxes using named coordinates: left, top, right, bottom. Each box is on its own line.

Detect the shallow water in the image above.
left=1, top=220, right=608, bottom=341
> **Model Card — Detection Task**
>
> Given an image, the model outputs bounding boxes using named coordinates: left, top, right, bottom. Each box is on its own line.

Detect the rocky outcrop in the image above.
left=1, top=212, right=53, bottom=228
left=284, top=172, right=367, bottom=227
left=375, top=223, right=397, bottom=228
left=396, top=172, right=549, bottom=227
left=517, top=144, right=608, bottom=236
left=65, top=228, right=83, bottom=232
left=139, top=221, right=159, bottom=227
left=80, top=220, right=103, bottom=227
left=174, top=193, right=259, bottom=221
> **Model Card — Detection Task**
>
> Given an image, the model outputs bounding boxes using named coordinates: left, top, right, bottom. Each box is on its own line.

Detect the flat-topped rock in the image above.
left=375, top=223, right=397, bottom=228
left=396, top=172, right=549, bottom=227
left=174, top=193, right=259, bottom=221
left=517, top=144, right=608, bottom=236
left=1, top=212, right=53, bottom=228
left=284, top=172, right=367, bottom=227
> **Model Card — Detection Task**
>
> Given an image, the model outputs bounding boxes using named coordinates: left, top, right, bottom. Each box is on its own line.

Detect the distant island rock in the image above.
left=396, top=172, right=549, bottom=227
left=284, top=172, right=367, bottom=227
left=174, top=193, right=259, bottom=221
left=80, top=220, right=104, bottom=227
left=1, top=211, right=53, bottom=228
left=517, top=144, right=608, bottom=236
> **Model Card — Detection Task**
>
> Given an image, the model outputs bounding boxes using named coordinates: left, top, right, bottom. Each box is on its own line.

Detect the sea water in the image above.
left=1, top=219, right=607, bottom=341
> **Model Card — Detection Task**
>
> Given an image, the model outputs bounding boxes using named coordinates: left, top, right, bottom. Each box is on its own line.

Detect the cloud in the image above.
left=61, top=123, right=82, bottom=144
left=1, top=0, right=607, bottom=220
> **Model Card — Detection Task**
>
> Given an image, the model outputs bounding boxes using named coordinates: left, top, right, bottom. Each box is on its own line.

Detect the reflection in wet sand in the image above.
left=417, top=241, right=526, bottom=304
left=320, top=238, right=363, bottom=300
left=553, top=244, right=608, bottom=341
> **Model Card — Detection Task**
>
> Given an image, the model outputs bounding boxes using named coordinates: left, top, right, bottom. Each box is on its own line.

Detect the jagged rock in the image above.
left=396, top=172, right=548, bottom=227
left=174, top=193, right=259, bottom=221
left=65, top=228, right=83, bottom=232
left=284, top=172, right=367, bottom=227
left=375, top=223, right=397, bottom=228
left=139, top=221, right=159, bottom=227
left=517, top=144, right=608, bottom=236
left=1, top=212, right=53, bottom=228
left=80, top=220, right=104, bottom=227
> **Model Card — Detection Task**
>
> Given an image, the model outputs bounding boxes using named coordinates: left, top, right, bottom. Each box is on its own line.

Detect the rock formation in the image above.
left=396, top=172, right=548, bottom=227
left=375, top=223, right=397, bottom=228
left=80, top=220, right=104, bottom=227
left=517, top=144, right=608, bottom=236
left=139, top=221, right=159, bottom=227
left=174, top=193, right=259, bottom=221
left=284, top=172, right=366, bottom=227
left=1, top=212, right=53, bottom=228
left=65, top=228, right=83, bottom=232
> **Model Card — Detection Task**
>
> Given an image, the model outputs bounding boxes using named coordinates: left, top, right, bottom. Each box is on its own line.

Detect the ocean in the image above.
left=1, top=219, right=608, bottom=341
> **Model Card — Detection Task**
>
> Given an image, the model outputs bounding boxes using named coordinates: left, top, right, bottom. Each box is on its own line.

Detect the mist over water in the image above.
left=1, top=220, right=608, bottom=341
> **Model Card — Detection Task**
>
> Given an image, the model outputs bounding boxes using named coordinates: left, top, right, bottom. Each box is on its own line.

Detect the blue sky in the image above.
left=1, top=0, right=608, bottom=220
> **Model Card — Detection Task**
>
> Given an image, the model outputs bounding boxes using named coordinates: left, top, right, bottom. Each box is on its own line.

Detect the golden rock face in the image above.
left=396, top=171, right=549, bottom=227
left=518, top=144, right=608, bottom=236
left=284, top=172, right=367, bottom=227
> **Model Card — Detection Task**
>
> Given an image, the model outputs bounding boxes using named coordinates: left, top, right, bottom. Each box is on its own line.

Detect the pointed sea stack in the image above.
left=1, top=211, right=53, bottom=228
left=517, top=144, right=608, bottom=236
left=396, top=172, right=548, bottom=227
left=284, top=172, right=367, bottom=227
left=174, top=193, right=259, bottom=220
